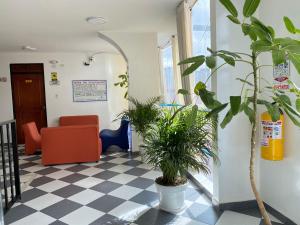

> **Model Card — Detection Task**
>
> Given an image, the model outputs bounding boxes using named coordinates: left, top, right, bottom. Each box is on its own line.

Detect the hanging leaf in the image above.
left=227, top=15, right=240, bottom=24
left=218, top=54, right=235, bottom=66
left=251, top=17, right=273, bottom=41
left=296, top=99, right=300, bottom=112
left=183, top=61, right=203, bottom=76
left=198, top=89, right=221, bottom=109
left=283, top=17, right=296, bottom=34
left=272, top=50, right=286, bottom=65
left=206, top=103, right=228, bottom=118
left=178, top=89, right=189, bottom=95
left=283, top=108, right=300, bottom=127
left=243, top=0, right=261, bottom=17
left=219, top=0, right=238, bottom=17
left=288, top=53, right=300, bottom=74
left=265, top=103, right=281, bottom=122
left=277, top=94, right=292, bottom=105
left=230, top=96, right=241, bottom=115
left=206, top=56, right=216, bottom=68
left=267, top=26, right=275, bottom=39
left=220, top=110, right=233, bottom=128
left=236, top=78, right=253, bottom=86
left=218, top=50, right=242, bottom=59
left=243, top=104, right=254, bottom=123
left=178, top=55, right=205, bottom=65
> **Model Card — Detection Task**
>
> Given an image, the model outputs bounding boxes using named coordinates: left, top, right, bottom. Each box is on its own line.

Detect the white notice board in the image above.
left=72, top=80, right=107, bottom=102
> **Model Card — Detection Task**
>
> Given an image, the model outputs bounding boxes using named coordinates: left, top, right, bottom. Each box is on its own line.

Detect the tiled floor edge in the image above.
left=186, top=172, right=213, bottom=199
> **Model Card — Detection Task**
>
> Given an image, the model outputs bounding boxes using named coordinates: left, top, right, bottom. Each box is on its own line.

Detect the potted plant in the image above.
left=179, top=0, right=300, bottom=224
left=119, top=97, right=161, bottom=157
left=143, top=106, right=217, bottom=213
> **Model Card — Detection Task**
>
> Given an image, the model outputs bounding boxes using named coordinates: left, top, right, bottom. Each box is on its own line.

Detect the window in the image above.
left=192, top=0, right=211, bottom=92
left=161, top=45, right=176, bottom=103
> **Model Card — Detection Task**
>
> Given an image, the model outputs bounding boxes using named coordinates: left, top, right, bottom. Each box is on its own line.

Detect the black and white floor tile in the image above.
left=4, top=150, right=284, bottom=225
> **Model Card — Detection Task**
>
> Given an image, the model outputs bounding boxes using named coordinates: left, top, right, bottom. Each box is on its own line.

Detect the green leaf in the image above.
left=185, top=105, right=198, bottom=128
left=236, top=78, right=253, bottom=86
left=267, top=26, right=275, bottom=39
left=206, top=103, right=228, bottom=118
left=206, top=56, right=216, bottom=68
left=242, top=23, right=251, bottom=35
left=283, top=16, right=296, bottom=34
left=288, top=53, right=300, bottom=74
left=230, top=96, right=241, bottom=115
left=183, top=61, right=204, bottom=76
left=194, top=81, right=206, bottom=94
left=178, top=89, right=189, bottom=95
left=272, top=50, right=286, bottom=65
left=218, top=54, right=235, bottom=66
left=296, top=98, right=300, bottom=112
left=243, top=104, right=254, bottom=123
left=266, top=103, right=281, bottom=122
left=178, top=55, right=205, bottom=65
left=243, top=0, right=261, bottom=17
left=251, top=40, right=273, bottom=52
left=277, top=94, right=292, bottom=105
left=198, top=89, right=221, bottom=109
left=219, top=0, right=238, bottom=17
left=283, top=108, right=300, bottom=127
left=220, top=110, right=233, bottom=128
left=248, top=30, right=258, bottom=41
left=227, top=15, right=240, bottom=24
left=218, top=50, right=242, bottom=59
left=251, top=17, right=272, bottom=41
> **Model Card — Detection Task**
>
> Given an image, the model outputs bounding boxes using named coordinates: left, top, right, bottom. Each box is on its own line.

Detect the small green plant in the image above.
left=143, top=106, right=217, bottom=186
left=179, top=1, right=300, bottom=224
left=114, top=72, right=128, bottom=99
left=119, top=96, right=161, bottom=137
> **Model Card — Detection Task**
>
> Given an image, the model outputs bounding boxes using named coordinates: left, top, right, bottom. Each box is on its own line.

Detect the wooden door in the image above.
left=10, top=64, right=47, bottom=144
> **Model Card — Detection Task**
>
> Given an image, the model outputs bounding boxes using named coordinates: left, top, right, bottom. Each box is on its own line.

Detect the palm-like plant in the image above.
left=143, top=106, right=217, bottom=186
left=119, top=96, right=161, bottom=138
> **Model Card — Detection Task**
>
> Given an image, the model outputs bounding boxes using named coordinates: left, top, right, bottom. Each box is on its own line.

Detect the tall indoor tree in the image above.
left=179, top=0, right=300, bottom=224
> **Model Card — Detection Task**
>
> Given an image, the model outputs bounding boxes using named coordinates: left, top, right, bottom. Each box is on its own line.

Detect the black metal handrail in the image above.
left=0, top=120, right=21, bottom=213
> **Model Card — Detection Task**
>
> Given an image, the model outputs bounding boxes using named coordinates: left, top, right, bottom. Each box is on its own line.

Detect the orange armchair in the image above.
left=59, top=115, right=99, bottom=127
left=22, top=122, right=41, bottom=155
left=41, top=125, right=101, bottom=166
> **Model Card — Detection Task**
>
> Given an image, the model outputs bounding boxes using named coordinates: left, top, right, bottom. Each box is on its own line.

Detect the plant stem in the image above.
left=251, top=53, right=272, bottom=225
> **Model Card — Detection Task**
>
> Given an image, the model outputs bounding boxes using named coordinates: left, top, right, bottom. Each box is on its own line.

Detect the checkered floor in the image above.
left=4, top=150, right=284, bottom=225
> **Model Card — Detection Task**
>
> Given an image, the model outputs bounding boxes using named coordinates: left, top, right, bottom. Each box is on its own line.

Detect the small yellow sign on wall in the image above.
left=51, top=72, right=58, bottom=81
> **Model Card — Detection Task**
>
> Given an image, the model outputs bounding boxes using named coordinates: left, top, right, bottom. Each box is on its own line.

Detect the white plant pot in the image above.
left=155, top=181, right=188, bottom=214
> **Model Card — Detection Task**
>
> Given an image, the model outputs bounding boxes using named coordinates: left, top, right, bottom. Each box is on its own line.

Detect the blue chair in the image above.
left=99, top=119, right=130, bottom=153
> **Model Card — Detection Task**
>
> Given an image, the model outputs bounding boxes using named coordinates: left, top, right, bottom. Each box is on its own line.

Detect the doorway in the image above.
left=10, top=63, right=47, bottom=144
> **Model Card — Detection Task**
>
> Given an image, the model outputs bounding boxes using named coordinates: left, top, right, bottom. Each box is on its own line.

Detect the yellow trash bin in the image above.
left=260, top=111, right=284, bottom=161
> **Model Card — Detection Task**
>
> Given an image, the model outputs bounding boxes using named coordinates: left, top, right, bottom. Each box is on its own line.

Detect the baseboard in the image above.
left=217, top=200, right=297, bottom=225
left=218, top=200, right=258, bottom=211
left=264, top=202, right=297, bottom=225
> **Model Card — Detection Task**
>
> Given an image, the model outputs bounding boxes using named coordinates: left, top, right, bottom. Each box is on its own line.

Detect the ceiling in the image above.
left=0, top=0, right=181, bottom=53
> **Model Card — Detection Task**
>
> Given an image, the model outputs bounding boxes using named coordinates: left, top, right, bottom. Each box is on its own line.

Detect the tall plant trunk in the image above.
left=251, top=53, right=272, bottom=225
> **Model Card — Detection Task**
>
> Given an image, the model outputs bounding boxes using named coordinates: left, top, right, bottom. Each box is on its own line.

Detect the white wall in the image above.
left=258, top=1, right=300, bottom=223
left=101, top=32, right=162, bottom=101
left=212, top=0, right=260, bottom=204
left=101, top=32, right=162, bottom=152
left=0, top=52, right=127, bottom=130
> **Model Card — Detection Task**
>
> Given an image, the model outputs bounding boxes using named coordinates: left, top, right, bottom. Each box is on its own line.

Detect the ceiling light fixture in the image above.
left=22, top=46, right=37, bottom=51
left=86, top=16, right=107, bottom=25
